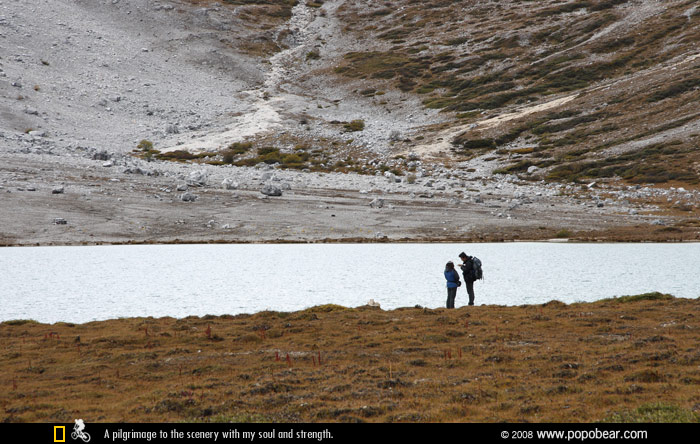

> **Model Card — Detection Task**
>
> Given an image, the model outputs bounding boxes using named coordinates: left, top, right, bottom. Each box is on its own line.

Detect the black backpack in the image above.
left=472, top=257, right=483, bottom=280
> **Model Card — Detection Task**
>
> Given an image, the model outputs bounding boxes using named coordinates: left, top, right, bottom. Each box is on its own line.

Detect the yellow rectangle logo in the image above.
left=54, top=426, right=66, bottom=442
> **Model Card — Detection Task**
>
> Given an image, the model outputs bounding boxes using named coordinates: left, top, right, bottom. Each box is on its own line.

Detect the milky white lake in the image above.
left=1, top=243, right=698, bottom=324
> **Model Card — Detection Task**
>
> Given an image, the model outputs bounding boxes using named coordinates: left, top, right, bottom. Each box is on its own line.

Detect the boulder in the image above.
left=92, top=150, right=111, bottom=161
left=369, top=197, right=384, bottom=208
left=180, top=192, right=198, bottom=202
left=261, top=184, right=282, bottom=196
left=222, top=178, right=239, bottom=190
left=123, top=167, right=146, bottom=175
left=186, top=170, right=207, bottom=187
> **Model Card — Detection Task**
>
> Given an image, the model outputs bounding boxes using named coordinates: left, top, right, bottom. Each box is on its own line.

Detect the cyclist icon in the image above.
left=71, top=419, right=91, bottom=443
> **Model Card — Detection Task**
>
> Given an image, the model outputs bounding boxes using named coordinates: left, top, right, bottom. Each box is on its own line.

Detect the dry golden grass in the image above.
left=2, top=296, right=699, bottom=423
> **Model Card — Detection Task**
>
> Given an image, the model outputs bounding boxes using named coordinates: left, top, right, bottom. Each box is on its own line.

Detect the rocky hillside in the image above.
left=330, top=0, right=700, bottom=185
left=3, top=0, right=697, bottom=182
left=1, top=0, right=699, bottom=245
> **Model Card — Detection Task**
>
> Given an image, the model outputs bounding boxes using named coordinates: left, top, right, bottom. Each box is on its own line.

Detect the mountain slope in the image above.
left=1, top=0, right=699, bottom=245
left=327, top=0, right=700, bottom=185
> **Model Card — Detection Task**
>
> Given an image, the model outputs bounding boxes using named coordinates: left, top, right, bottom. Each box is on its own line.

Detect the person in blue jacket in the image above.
left=444, top=261, right=461, bottom=309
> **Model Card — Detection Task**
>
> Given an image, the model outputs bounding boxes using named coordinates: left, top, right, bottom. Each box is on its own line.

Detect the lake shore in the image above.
left=2, top=152, right=700, bottom=248
left=2, top=294, right=698, bottom=423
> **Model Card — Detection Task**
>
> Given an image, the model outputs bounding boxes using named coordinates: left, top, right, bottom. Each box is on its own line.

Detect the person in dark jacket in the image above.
left=458, top=252, right=476, bottom=306
left=444, top=261, right=461, bottom=309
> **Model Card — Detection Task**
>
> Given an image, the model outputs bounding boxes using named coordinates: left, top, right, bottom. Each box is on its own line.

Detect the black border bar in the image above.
left=1, top=422, right=693, bottom=443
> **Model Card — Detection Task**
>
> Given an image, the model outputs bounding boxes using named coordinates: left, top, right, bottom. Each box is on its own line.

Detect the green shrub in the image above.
left=546, top=141, right=698, bottom=184
left=222, top=152, right=235, bottom=164
left=446, top=36, right=469, bottom=46
left=216, top=143, right=252, bottom=164
left=306, top=49, right=321, bottom=60
left=228, top=142, right=253, bottom=154
left=646, top=77, right=700, bottom=102
left=611, top=292, right=674, bottom=303
left=279, top=153, right=307, bottom=169
left=590, top=0, right=628, bottom=11
left=257, top=147, right=279, bottom=156
left=555, top=229, right=572, bottom=238
left=453, top=138, right=496, bottom=151
left=2, top=319, right=38, bottom=326
left=344, top=119, right=365, bottom=132
left=303, top=304, right=351, bottom=313
left=157, top=150, right=197, bottom=161
left=603, top=403, right=699, bottom=423
left=137, top=139, right=153, bottom=151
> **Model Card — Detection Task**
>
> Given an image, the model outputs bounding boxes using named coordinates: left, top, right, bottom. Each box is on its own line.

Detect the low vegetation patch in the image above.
left=646, top=76, right=700, bottom=103
left=546, top=141, right=699, bottom=184
left=607, top=292, right=674, bottom=304
left=138, top=138, right=407, bottom=177
left=219, top=0, right=297, bottom=22
left=343, top=119, right=365, bottom=132
left=604, top=403, right=699, bottom=423
left=333, top=2, right=665, bottom=115
left=2, top=297, right=698, bottom=422
left=555, top=229, right=573, bottom=239
left=1, top=319, right=38, bottom=326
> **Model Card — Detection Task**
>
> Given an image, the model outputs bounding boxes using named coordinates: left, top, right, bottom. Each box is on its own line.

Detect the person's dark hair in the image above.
left=445, top=261, right=455, bottom=270
left=459, top=252, right=467, bottom=259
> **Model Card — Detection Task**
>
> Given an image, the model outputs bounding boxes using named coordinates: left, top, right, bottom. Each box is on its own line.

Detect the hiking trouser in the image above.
left=465, top=280, right=475, bottom=305
left=446, top=287, right=457, bottom=309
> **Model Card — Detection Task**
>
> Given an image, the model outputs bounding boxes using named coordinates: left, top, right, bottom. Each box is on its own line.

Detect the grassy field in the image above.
left=1, top=294, right=698, bottom=423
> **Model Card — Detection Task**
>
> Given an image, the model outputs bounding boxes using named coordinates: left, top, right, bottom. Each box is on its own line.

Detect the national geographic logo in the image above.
left=54, top=426, right=66, bottom=442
